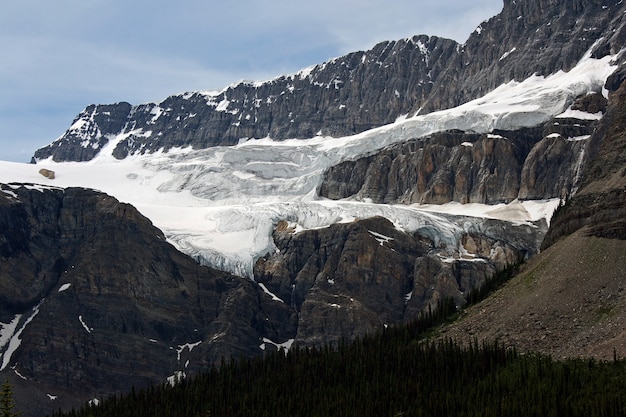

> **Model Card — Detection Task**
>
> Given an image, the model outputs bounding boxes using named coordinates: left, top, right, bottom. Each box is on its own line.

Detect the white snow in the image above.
left=556, top=108, right=603, bottom=120
left=0, top=303, right=41, bottom=371
left=58, top=283, right=71, bottom=292
left=176, top=341, right=202, bottom=362
left=259, top=337, right=294, bottom=352
left=12, top=367, right=27, bottom=380
left=78, top=315, right=93, bottom=334
left=0, top=51, right=617, bottom=279
left=167, top=371, right=186, bottom=387
left=369, top=230, right=394, bottom=246
left=0, top=316, right=22, bottom=353
left=499, top=47, right=517, bottom=61
left=258, top=283, right=284, bottom=303
left=47, top=394, right=57, bottom=401
left=567, top=135, right=591, bottom=142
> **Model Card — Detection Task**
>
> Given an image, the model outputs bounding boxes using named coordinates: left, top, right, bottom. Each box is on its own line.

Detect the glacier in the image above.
left=0, top=51, right=617, bottom=278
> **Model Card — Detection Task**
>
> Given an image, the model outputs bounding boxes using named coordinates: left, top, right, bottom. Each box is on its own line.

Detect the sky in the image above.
left=0, top=0, right=503, bottom=163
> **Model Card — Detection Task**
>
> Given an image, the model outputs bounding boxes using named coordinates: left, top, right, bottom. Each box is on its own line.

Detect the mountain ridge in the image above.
left=1, top=0, right=625, bottom=415
left=32, top=0, right=626, bottom=163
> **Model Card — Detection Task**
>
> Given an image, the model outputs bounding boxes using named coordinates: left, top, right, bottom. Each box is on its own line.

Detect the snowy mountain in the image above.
left=0, top=0, right=625, bottom=414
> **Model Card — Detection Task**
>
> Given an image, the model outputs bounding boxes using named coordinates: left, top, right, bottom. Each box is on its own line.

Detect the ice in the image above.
left=0, top=52, right=617, bottom=279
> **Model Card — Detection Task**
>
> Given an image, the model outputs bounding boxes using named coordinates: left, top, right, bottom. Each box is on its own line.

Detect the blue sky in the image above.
left=0, top=0, right=502, bottom=162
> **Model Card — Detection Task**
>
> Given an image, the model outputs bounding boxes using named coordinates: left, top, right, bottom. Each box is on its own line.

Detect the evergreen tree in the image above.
left=0, top=380, right=19, bottom=417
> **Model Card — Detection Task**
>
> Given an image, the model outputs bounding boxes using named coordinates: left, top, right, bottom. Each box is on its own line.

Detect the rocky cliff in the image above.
left=320, top=93, right=604, bottom=204
left=254, top=215, right=544, bottom=348
left=0, top=184, right=297, bottom=415
left=542, top=70, right=626, bottom=246
left=32, top=0, right=626, bottom=163
left=0, top=184, right=548, bottom=415
left=437, top=78, right=626, bottom=360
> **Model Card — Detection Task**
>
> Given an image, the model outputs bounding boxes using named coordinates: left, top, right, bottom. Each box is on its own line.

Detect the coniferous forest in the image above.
left=48, top=266, right=626, bottom=417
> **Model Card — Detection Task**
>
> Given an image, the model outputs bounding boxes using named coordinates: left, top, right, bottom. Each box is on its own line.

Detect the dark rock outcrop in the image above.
left=32, top=0, right=625, bottom=162
left=254, top=216, right=542, bottom=347
left=542, top=75, right=626, bottom=247
left=320, top=111, right=601, bottom=204
left=0, top=184, right=297, bottom=415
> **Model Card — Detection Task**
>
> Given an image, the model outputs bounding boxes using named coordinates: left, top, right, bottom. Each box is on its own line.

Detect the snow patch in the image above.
left=368, top=230, right=394, bottom=246
left=259, top=337, right=294, bottom=353
left=1, top=303, right=41, bottom=371
left=167, top=371, right=186, bottom=387
left=58, top=283, right=71, bottom=292
left=176, top=341, right=202, bottom=362
left=79, top=315, right=93, bottom=334
left=13, top=367, right=27, bottom=380
left=556, top=108, right=603, bottom=120
left=258, top=283, right=284, bottom=303
left=499, top=47, right=517, bottom=61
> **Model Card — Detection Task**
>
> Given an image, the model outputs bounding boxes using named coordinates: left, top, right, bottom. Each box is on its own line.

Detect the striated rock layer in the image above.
left=320, top=94, right=604, bottom=205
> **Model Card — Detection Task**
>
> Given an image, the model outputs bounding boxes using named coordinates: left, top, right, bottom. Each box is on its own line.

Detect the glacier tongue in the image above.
left=149, top=200, right=551, bottom=278
left=1, top=53, right=617, bottom=278
left=141, top=52, right=615, bottom=205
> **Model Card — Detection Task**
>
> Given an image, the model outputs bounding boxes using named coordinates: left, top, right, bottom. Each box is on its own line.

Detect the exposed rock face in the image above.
left=542, top=76, right=626, bottom=247
left=254, top=216, right=544, bottom=347
left=0, top=185, right=546, bottom=415
left=417, top=0, right=626, bottom=114
left=320, top=109, right=602, bottom=204
left=0, top=184, right=297, bottom=415
left=437, top=73, right=626, bottom=362
left=32, top=1, right=625, bottom=162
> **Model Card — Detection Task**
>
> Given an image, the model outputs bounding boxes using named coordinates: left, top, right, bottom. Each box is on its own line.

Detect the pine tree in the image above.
left=0, top=380, right=19, bottom=417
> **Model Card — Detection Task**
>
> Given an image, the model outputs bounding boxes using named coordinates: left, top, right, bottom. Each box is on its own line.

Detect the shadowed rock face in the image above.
left=542, top=77, right=626, bottom=248
left=0, top=185, right=297, bottom=414
left=319, top=106, right=603, bottom=205
left=32, top=1, right=625, bottom=162
left=435, top=78, right=626, bottom=357
left=253, top=216, right=542, bottom=348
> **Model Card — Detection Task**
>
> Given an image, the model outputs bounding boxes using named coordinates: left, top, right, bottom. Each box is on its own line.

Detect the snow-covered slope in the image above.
left=0, top=51, right=617, bottom=277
